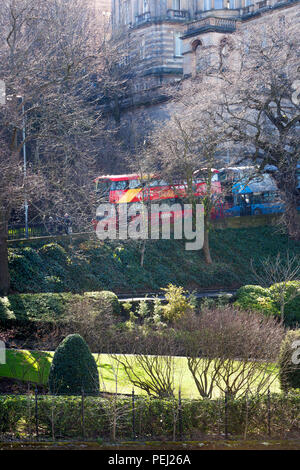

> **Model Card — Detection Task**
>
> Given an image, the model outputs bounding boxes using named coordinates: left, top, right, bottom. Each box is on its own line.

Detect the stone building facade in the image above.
left=106, top=0, right=299, bottom=149
left=111, top=0, right=299, bottom=93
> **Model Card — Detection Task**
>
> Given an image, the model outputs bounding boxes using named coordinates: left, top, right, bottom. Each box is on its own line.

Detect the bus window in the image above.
left=149, top=180, right=160, bottom=187
left=238, top=194, right=251, bottom=205
left=129, top=179, right=142, bottom=189
left=96, top=180, right=111, bottom=197
left=224, top=194, right=234, bottom=204
left=111, top=180, right=129, bottom=191
left=252, top=192, right=263, bottom=204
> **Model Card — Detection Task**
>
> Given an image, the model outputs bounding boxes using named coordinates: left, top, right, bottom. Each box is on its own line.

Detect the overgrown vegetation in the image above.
left=7, top=227, right=300, bottom=294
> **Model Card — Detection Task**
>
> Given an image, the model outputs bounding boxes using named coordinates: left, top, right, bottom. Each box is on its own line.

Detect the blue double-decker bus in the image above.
left=219, top=166, right=300, bottom=217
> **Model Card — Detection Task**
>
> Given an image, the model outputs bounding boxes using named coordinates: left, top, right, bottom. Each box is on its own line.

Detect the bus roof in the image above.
left=95, top=169, right=219, bottom=183
left=94, top=174, right=142, bottom=183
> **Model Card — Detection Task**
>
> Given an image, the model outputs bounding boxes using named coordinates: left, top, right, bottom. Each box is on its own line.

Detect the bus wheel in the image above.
left=253, top=208, right=262, bottom=215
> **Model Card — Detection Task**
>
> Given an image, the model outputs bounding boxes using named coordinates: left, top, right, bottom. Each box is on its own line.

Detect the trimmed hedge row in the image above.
left=0, top=393, right=299, bottom=440
left=0, top=291, right=120, bottom=326
left=235, top=282, right=300, bottom=327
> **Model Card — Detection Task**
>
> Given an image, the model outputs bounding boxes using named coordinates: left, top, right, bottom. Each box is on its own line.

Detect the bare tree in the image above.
left=178, top=306, right=285, bottom=399
left=218, top=20, right=300, bottom=239
left=144, top=82, right=227, bottom=264
left=111, top=330, right=178, bottom=398
left=0, top=0, right=129, bottom=294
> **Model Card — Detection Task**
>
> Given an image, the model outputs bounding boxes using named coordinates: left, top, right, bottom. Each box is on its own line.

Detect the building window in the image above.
left=214, top=0, right=224, bottom=8
left=121, top=0, right=130, bottom=24
left=143, top=0, right=149, bottom=13
left=203, top=0, right=212, bottom=11
left=174, top=32, right=183, bottom=57
left=173, top=0, right=181, bottom=9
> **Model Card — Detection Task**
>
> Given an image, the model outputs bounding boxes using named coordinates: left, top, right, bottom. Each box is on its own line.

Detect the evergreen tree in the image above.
left=49, top=334, right=99, bottom=395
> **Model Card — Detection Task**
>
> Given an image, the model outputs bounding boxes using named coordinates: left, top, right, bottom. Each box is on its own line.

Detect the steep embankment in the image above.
left=7, top=226, right=300, bottom=294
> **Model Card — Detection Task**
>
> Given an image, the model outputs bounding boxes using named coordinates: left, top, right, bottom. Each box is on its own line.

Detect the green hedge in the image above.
left=0, top=290, right=120, bottom=326
left=0, top=393, right=299, bottom=440
left=235, top=281, right=300, bottom=327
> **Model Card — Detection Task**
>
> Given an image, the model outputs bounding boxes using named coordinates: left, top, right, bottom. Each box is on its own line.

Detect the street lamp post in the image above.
left=18, top=96, right=29, bottom=239
left=6, top=94, right=29, bottom=238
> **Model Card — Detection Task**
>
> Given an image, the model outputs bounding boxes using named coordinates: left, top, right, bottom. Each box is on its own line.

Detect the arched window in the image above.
left=192, top=39, right=202, bottom=51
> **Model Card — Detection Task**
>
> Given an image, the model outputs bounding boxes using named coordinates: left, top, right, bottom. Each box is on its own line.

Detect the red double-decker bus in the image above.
left=92, top=170, right=223, bottom=230
left=94, top=170, right=221, bottom=204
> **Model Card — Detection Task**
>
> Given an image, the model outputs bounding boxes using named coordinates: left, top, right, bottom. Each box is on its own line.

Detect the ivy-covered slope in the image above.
left=7, top=226, right=300, bottom=294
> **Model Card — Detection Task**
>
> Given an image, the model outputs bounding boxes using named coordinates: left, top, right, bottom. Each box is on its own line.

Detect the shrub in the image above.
left=84, top=291, right=120, bottom=317
left=235, top=282, right=300, bottom=327
left=161, top=284, right=194, bottom=322
left=0, top=291, right=121, bottom=327
left=38, top=243, right=69, bottom=263
left=269, top=281, right=300, bottom=324
left=48, top=334, right=99, bottom=395
left=279, top=330, right=300, bottom=392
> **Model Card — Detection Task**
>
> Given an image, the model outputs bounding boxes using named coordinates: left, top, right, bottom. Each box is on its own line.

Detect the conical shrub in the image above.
left=49, top=334, right=99, bottom=395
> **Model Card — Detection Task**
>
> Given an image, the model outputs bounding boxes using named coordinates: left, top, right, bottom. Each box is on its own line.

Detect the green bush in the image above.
left=84, top=291, right=120, bottom=316
left=235, top=282, right=300, bottom=327
left=48, top=334, right=99, bottom=395
left=38, top=243, right=69, bottom=263
left=269, top=281, right=300, bottom=325
left=0, top=291, right=120, bottom=326
left=161, top=284, right=194, bottom=322
left=279, top=330, right=300, bottom=392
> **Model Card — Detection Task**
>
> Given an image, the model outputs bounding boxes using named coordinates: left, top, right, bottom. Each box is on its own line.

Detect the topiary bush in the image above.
left=279, top=330, right=300, bottom=392
left=48, top=334, right=99, bottom=395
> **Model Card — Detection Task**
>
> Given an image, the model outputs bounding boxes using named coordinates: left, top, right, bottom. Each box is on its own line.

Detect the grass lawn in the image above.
left=0, top=349, right=280, bottom=398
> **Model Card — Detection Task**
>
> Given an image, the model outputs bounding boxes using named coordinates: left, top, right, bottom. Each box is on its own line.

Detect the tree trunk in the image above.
left=0, top=208, right=10, bottom=295
left=140, top=239, right=146, bottom=268
left=203, top=215, right=212, bottom=265
left=276, top=168, right=300, bottom=241
left=283, top=203, right=300, bottom=241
